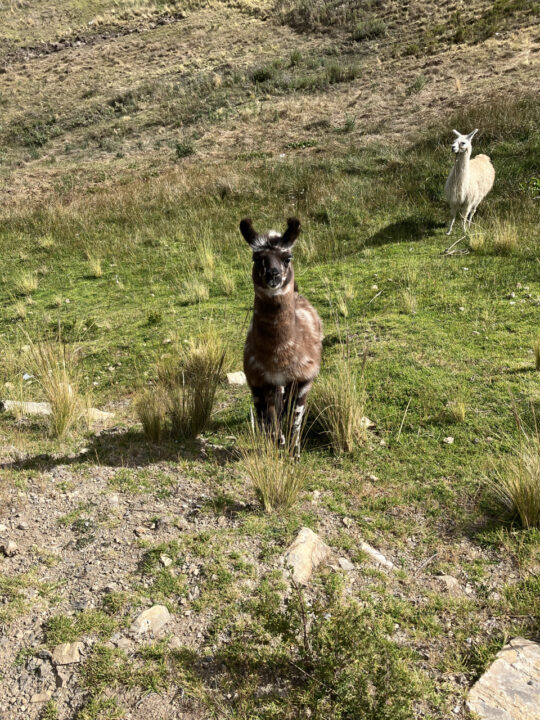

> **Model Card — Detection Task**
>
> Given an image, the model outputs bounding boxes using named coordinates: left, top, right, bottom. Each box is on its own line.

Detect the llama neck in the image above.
left=453, top=150, right=471, bottom=195
left=252, top=276, right=296, bottom=342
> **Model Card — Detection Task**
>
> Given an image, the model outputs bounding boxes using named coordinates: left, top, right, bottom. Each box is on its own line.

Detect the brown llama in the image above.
left=240, top=216, right=322, bottom=453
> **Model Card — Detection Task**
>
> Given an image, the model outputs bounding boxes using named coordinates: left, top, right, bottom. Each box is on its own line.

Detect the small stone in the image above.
left=438, top=574, right=464, bottom=598
left=134, top=526, right=150, bottom=537
left=443, top=436, right=454, bottom=444
left=227, top=371, right=247, bottom=385
left=0, top=540, right=17, bottom=556
left=52, top=642, right=83, bottom=665
left=30, top=691, right=52, bottom=704
left=0, top=524, right=8, bottom=532
left=160, top=554, right=172, bottom=568
left=130, top=605, right=171, bottom=635
left=282, top=527, right=333, bottom=585
left=115, top=637, right=133, bottom=650
left=367, top=474, right=379, bottom=482
left=338, top=557, right=355, bottom=571
left=360, top=416, right=375, bottom=429
left=17, top=521, right=29, bottom=530
left=311, top=490, right=321, bottom=503
left=342, top=517, right=354, bottom=528
left=168, top=636, right=182, bottom=650
left=359, top=541, right=394, bottom=570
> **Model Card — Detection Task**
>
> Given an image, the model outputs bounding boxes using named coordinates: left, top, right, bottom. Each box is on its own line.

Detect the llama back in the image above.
left=470, top=154, right=495, bottom=202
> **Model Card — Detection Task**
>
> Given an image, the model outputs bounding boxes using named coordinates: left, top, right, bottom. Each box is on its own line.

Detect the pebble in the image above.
left=0, top=540, right=17, bottom=556
left=443, top=437, right=454, bottom=444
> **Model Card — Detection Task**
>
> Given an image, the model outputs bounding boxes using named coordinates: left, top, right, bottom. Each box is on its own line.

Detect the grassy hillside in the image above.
left=0, top=2, right=539, bottom=719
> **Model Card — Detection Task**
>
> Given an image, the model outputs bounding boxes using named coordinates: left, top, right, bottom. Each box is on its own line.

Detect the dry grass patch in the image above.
left=135, top=388, right=167, bottom=443
left=492, top=220, right=519, bottom=255
left=240, top=420, right=308, bottom=511
left=27, top=338, right=85, bottom=438
left=13, top=271, right=38, bottom=296
left=85, top=252, right=103, bottom=278
left=489, top=429, right=540, bottom=529
left=311, top=352, right=367, bottom=453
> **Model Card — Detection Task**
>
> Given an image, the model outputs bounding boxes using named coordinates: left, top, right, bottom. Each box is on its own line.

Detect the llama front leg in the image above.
left=291, top=380, right=312, bottom=458
left=446, top=206, right=457, bottom=235
left=251, top=385, right=282, bottom=439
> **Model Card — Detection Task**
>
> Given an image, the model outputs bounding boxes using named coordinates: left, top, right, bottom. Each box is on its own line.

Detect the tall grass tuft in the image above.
left=28, top=339, right=84, bottom=438
left=493, top=220, right=518, bottom=255
left=489, top=434, right=540, bottom=529
left=14, top=271, right=38, bottom=296
left=311, top=352, right=367, bottom=453
left=85, top=252, right=103, bottom=278
left=240, top=418, right=308, bottom=511
left=135, top=389, right=167, bottom=443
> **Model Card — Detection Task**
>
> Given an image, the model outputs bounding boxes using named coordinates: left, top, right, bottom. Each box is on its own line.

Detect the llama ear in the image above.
left=467, top=129, right=479, bottom=141
left=452, top=129, right=461, bottom=137
left=280, top=217, right=301, bottom=248
left=240, top=218, right=258, bottom=247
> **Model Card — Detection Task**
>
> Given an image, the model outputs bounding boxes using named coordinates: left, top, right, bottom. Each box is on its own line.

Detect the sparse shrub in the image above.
left=135, top=389, right=167, bottom=443
left=14, top=271, right=38, bottom=296
left=37, top=234, right=55, bottom=251
left=534, top=335, right=540, bottom=371
left=240, top=419, right=308, bottom=511
left=311, top=352, right=367, bottom=453
left=489, top=434, right=540, bottom=529
left=213, top=574, right=418, bottom=718
left=195, top=239, right=215, bottom=281
left=406, top=74, right=426, bottom=95
left=352, top=17, right=387, bottom=41
left=250, top=64, right=279, bottom=83
left=175, top=140, right=195, bottom=159
left=325, top=62, right=361, bottom=84
left=27, top=338, right=84, bottom=438
left=493, top=220, right=518, bottom=255
left=13, top=299, right=27, bottom=320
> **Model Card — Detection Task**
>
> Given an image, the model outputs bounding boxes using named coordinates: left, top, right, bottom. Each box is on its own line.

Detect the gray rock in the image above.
left=115, top=637, right=134, bottom=650
left=438, top=574, right=465, bottom=597
left=30, top=691, right=52, bottom=704
left=282, top=527, right=333, bottom=585
left=0, top=399, right=113, bottom=422
left=467, top=637, right=540, bottom=720
left=0, top=540, right=17, bottom=556
left=160, top=554, right=172, bottom=568
left=359, top=541, right=394, bottom=570
left=130, top=605, right=170, bottom=635
left=52, top=642, right=83, bottom=665
left=338, top=557, right=355, bottom=572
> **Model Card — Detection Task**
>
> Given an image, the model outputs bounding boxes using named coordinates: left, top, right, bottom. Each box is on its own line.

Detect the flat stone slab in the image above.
left=359, top=541, right=394, bottom=570
left=52, top=642, right=83, bottom=666
left=130, top=605, right=171, bottom=635
left=0, top=399, right=113, bottom=422
left=467, top=637, right=540, bottom=720
left=283, top=527, right=333, bottom=585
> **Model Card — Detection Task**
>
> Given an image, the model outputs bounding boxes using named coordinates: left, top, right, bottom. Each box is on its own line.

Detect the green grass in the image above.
left=0, top=20, right=538, bottom=717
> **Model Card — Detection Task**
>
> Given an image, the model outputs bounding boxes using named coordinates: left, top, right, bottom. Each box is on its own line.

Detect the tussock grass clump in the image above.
left=352, top=17, right=386, bottom=41
left=218, top=269, right=236, bottom=297
left=311, top=353, right=367, bottom=453
left=13, top=270, right=38, bottom=295
left=135, top=389, right=167, bottom=443
left=240, top=420, right=308, bottom=511
left=28, top=339, right=84, bottom=438
left=179, top=275, right=209, bottom=304
left=492, top=220, right=519, bottom=255
left=400, top=288, right=417, bottom=314
left=85, top=252, right=103, bottom=278
left=468, top=228, right=485, bottom=252
left=489, top=435, right=540, bottom=529
left=37, top=234, right=55, bottom=251
left=12, top=299, right=27, bottom=320
left=446, top=400, right=466, bottom=423
left=137, top=330, right=227, bottom=442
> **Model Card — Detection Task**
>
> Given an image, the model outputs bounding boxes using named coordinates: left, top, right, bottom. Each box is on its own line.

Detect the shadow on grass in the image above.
left=365, top=216, right=443, bottom=248
left=0, top=426, right=239, bottom=473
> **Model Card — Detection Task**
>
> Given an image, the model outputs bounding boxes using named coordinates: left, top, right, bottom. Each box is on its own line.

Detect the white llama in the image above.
left=444, top=129, right=495, bottom=235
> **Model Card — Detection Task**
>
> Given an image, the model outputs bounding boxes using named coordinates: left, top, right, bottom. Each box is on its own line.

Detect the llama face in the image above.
left=240, top=217, right=301, bottom=292
left=451, top=129, right=479, bottom=155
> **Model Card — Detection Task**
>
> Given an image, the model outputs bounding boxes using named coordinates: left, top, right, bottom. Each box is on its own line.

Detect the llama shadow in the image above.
left=0, top=426, right=238, bottom=474
left=365, top=216, right=443, bottom=248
